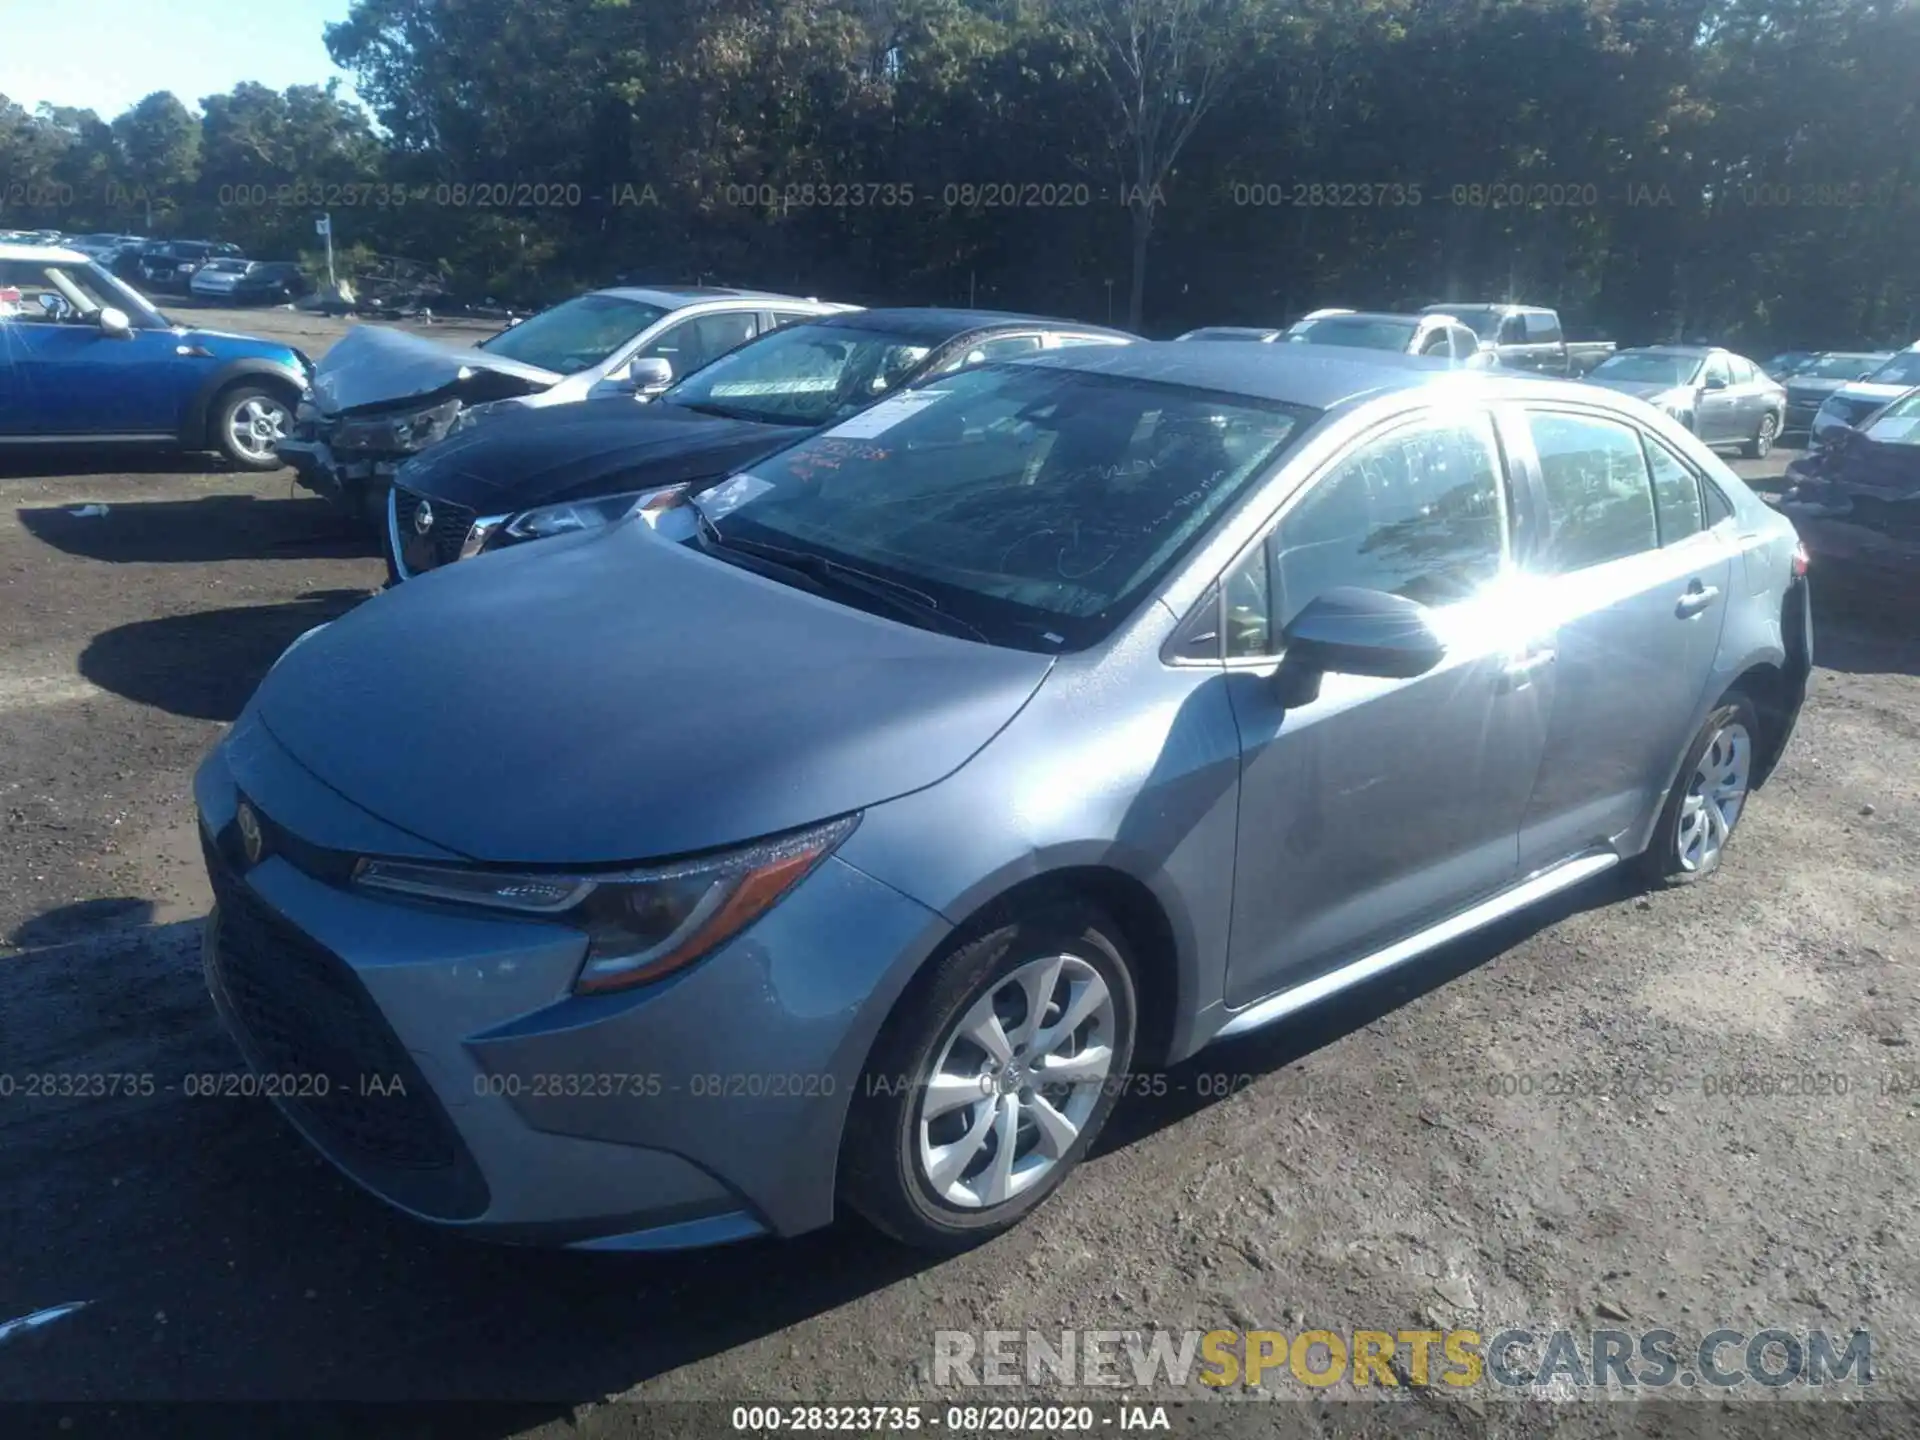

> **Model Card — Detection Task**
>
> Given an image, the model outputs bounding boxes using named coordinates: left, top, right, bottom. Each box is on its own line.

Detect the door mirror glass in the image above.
left=1281, top=587, right=1446, bottom=679
left=98, top=306, right=132, bottom=337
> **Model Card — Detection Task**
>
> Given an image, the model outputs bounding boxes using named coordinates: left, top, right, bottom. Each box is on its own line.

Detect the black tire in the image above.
left=1743, top=411, right=1779, bottom=460
left=210, top=384, right=293, bottom=471
left=840, top=902, right=1139, bottom=1252
left=1636, top=691, right=1762, bottom=886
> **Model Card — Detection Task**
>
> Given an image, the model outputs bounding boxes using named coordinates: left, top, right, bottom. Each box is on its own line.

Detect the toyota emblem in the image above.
left=414, top=499, right=436, bottom=535
left=236, top=802, right=265, bottom=868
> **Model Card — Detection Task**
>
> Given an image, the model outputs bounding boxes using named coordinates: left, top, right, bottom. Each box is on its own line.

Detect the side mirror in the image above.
left=1279, top=588, right=1446, bottom=681
left=1702, top=374, right=1728, bottom=391
left=97, top=307, right=133, bottom=338
left=625, top=356, right=674, bottom=394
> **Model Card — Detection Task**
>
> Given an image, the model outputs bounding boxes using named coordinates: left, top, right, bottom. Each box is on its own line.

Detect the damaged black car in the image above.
left=383, top=307, right=1136, bottom=583
left=1779, top=385, right=1920, bottom=535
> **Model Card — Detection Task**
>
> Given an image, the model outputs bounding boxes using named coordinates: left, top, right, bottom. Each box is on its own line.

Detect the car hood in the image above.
left=1786, top=377, right=1856, bottom=401
left=310, top=324, right=562, bottom=416
left=393, top=400, right=800, bottom=513
left=252, top=525, right=1054, bottom=864
left=1831, top=380, right=1912, bottom=407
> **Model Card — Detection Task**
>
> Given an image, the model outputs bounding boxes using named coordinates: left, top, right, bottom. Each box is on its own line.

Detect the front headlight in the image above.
left=352, top=814, right=858, bottom=993
left=333, top=399, right=463, bottom=453
left=502, top=489, right=655, bottom=541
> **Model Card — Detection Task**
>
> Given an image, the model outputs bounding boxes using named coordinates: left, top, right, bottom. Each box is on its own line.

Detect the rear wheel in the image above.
left=211, top=385, right=292, bottom=470
left=1743, top=412, right=1779, bottom=459
left=841, top=902, right=1138, bottom=1252
left=1637, top=693, right=1760, bottom=885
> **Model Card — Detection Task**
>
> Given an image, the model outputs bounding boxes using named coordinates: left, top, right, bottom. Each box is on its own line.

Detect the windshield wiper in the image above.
left=686, top=502, right=988, bottom=643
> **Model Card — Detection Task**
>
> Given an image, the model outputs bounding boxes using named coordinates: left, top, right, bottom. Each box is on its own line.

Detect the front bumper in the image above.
left=192, top=730, right=948, bottom=1247
left=277, top=435, right=399, bottom=511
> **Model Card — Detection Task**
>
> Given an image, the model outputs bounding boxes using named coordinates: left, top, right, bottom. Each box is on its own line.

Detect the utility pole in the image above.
left=1105, top=279, right=1114, bottom=325
left=317, top=212, right=336, bottom=289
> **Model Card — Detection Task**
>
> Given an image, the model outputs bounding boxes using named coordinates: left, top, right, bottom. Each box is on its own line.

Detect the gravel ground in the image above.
left=0, top=323, right=1915, bottom=1432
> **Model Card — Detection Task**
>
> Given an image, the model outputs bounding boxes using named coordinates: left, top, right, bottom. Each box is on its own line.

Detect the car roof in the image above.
left=1297, top=310, right=1432, bottom=324
left=0, top=243, right=89, bottom=264
left=1015, top=339, right=1537, bottom=409
left=811, top=307, right=1137, bottom=342
left=1179, top=326, right=1281, bottom=339
left=594, top=286, right=823, bottom=308
left=1617, top=344, right=1722, bottom=358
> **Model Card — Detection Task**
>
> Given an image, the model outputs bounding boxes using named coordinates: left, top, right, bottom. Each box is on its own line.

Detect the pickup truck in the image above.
left=1418, top=303, right=1615, bottom=377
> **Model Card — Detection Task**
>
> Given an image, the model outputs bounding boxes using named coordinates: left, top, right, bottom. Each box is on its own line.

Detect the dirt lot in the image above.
left=1, top=314, right=1916, bottom=1431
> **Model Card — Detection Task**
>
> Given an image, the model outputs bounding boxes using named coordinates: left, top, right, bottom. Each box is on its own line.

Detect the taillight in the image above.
left=1791, top=540, right=1810, bottom=577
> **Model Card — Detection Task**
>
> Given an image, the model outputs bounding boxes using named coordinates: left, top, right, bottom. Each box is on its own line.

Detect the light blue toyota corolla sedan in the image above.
left=194, top=343, right=1812, bottom=1252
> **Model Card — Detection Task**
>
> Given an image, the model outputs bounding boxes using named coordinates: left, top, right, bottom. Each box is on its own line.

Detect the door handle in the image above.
left=1676, top=583, right=1720, bottom=617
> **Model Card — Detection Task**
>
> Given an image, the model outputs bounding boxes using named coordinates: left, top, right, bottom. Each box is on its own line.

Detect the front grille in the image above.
left=201, top=830, right=490, bottom=1219
left=391, top=487, right=476, bottom=576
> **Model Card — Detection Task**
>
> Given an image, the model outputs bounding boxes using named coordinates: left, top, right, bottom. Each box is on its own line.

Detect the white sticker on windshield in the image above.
left=700, top=473, right=775, bottom=519
left=819, top=389, right=950, bottom=439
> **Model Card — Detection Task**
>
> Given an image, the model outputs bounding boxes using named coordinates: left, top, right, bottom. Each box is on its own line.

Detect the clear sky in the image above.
left=0, top=0, right=361, bottom=121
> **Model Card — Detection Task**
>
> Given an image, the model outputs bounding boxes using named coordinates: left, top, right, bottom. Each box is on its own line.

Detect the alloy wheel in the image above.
left=1754, top=414, right=1777, bottom=458
left=916, top=953, right=1117, bottom=1209
left=1676, top=721, right=1751, bottom=872
left=227, top=396, right=289, bottom=463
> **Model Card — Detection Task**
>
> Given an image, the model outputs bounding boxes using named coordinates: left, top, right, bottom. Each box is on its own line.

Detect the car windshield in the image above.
left=692, top=363, right=1313, bottom=650
left=1181, top=328, right=1273, bottom=342
left=477, top=292, right=670, bottom=374
left=1591, top=352, right=1703, bottom=386
left=1427, top=306, right=1503, bottom=339
left=1797, top=353, right=1886, bottom=380
left=1866, top=352, right=1920, bottom=387
left=1286, top=316, right=1419, bottom=352
left=1766, top=352, right=1815, bottom=376
left=658, top=323, right=935, bottom=427
left=1862, top=392, right=1920, bottom=445
left=202, top=259, right=250, bottom=275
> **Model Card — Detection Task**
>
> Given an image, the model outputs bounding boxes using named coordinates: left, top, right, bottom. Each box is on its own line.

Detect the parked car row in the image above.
left=195, top=328, right=1815, bottom=1256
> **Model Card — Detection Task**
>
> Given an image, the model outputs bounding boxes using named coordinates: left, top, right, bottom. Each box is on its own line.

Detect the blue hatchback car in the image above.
left=0, top=243, right=311, bottom=469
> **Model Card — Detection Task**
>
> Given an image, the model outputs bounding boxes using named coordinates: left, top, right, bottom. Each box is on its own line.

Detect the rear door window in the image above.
left=1643, top=436, right=1704, bottom=544
left=1525, top=411, right=1659, bottom=572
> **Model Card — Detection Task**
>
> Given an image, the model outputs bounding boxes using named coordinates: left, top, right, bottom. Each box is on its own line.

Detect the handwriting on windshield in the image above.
left=788, top=437, right=892, bottom=481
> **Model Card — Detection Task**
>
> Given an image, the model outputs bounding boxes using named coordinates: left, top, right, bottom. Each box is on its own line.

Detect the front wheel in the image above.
left=212, top=385, right=292, bottom=470
left=1638, top=693, right=1760, bottom=885
left=1744, top=412, right=1779, bottom=459
left=841, top=903, right=1139, bottom=1251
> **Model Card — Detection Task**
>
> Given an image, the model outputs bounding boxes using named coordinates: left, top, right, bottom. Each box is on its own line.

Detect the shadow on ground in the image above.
left=18, top=492, right=375, bottom=564
left=1811, top=592, right=1920, bottom=678
left=79, top=590, right=370, bottom=721
left=0, top=448, right=241, bottom=480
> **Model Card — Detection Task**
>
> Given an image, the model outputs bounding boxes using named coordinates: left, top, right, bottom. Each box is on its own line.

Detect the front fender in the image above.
left=178, top=358, right=306, bottom=446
